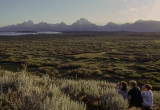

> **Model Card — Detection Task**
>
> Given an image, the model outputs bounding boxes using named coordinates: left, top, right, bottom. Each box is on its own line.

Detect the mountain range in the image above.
left=1, top=18, right=160, bottom=32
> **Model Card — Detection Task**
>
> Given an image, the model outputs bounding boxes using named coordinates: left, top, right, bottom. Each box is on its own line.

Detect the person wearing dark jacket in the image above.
left=128, top=80, right=143, bottom=108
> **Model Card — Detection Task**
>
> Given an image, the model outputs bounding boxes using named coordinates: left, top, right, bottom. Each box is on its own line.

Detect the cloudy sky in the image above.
left=0, top=0, right=160, bottom=27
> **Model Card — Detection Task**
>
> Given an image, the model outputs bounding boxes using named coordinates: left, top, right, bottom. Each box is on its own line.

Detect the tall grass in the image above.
left=55, top=79, right=128, bottom=110
left=153, top=91, right=160, bottom=109
left=0, top=70, right=159, bottom=110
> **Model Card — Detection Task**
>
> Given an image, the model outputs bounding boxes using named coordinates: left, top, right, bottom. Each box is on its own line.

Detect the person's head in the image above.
left=120, top=81, right=128, bottom=91
left=129, top=80, right=137, bottom=88
left=142, top=84, right=152, bottom=91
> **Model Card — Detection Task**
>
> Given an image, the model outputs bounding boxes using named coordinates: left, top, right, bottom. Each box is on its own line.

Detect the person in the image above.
left=117, top=81, right=128, bottom=100
left=128, top=80, right=143, bottom=108
left=141, top=84, right=153, bottom=110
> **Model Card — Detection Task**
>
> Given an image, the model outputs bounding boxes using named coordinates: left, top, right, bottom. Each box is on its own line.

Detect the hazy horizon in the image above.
left=0, top=0, right=160, bottom=27
left=1, top=18, right=160, bottom=28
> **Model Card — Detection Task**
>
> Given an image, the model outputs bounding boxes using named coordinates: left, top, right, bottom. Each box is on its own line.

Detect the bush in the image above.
left=59, top=63, right=84, bottom=69
left=0, top=70, right=159, bottom=110
left=102, top=89, right=128, bottom=110
left=153, top=91, right=160, bottom=109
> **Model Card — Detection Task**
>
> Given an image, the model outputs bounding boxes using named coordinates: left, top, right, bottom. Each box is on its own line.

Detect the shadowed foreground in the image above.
left=0, top=69, right=159, bottom=110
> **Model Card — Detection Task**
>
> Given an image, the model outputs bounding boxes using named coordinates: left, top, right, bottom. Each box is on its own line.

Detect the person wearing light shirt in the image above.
left=141, top=84, right=153, bottom=110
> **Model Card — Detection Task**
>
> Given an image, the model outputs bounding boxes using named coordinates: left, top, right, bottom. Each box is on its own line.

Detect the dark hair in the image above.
left=129, top=80, right=137, bottom=87
left=145, top=84, right=152, bottom=90
left=121, top=81, right=127, bottom=91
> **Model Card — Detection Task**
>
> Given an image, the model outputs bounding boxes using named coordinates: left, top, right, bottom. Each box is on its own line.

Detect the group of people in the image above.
left=117, top=80, right=153, bottom=110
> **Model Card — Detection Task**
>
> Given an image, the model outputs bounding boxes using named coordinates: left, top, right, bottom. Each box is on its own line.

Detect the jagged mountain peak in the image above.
left=27, top=20, right=34, bottom=23
left=20, top=20, right=34, bottom=27
left=24, top=20, right=34, bottom=24
left=134, top=19, right=157, bottom=23
left=106, top=22, right=118, bottom=26
left=72, top=18, right=93, bottom=25
left=107, top=22, right=116, bottom=25
left=59, top=22, right=67, bottom=25
left=1, top=18, right=160, bottom=32
left=37, top=22, right=48, bottom=25
left=135, top=19, right=144, bottom=23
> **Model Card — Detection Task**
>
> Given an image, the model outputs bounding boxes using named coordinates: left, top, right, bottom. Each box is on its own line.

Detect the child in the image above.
left=141, top=84, right=153, bottom=110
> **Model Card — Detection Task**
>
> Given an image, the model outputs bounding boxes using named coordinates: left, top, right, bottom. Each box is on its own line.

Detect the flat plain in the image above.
left=0, top=32, right=160, bottom=109
left=0, top=32, right=160, bottom=89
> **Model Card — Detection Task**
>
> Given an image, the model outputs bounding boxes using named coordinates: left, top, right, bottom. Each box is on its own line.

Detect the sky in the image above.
left=0, top=0, right=160, bottom=27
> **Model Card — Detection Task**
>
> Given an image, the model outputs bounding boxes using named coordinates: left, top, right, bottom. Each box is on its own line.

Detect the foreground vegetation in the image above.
left=0, top=70, right=159, bottom=110
left=0, top=70, right=126, bottom=110
left=0, top=32, right=160, bottom=90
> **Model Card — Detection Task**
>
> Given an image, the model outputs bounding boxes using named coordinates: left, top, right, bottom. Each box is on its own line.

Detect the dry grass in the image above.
left=0, top=69, right=159, bottom=110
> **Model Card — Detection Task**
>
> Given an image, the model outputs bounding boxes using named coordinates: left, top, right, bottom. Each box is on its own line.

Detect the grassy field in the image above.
left=0, top=32, right=160, bottom=90
left=0, top=32, right=160, bottom=109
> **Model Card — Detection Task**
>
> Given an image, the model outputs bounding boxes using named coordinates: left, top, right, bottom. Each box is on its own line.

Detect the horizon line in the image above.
left=1, top=18, right=160, bottom=28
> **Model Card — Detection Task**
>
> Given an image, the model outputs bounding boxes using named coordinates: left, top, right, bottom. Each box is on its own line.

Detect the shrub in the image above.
left=0, top=70, right=159, bottom=110
left=102, top=89, right=128, bottom=110
left=59, top=63, right=84, bottom=69
left=153, top=91, right=160, bottom=109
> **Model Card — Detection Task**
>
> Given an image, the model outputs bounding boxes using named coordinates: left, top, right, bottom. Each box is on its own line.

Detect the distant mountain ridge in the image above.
left=1, top=18, right=160, bottom=32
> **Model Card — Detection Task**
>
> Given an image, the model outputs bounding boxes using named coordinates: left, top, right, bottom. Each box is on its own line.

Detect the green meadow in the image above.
left=0, top=32, right=160, bottom=109
left=0, top=32, right=160, bottom=89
